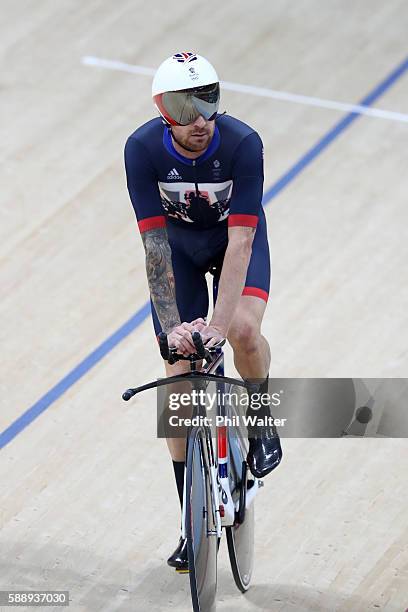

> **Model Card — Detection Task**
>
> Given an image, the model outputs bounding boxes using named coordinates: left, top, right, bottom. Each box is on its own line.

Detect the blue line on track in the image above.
left=262, top=54, right=408, bottom=203
left=0, top=304, right=150, bottom=449
left=1, top=54, right=407, bottom=450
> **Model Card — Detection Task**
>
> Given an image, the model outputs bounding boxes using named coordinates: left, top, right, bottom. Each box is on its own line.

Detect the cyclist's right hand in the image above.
left=167, top=318, right=206, bottom=356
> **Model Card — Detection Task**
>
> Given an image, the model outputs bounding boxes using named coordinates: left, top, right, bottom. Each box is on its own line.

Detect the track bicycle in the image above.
left=122, top=331, right=265, bottom=612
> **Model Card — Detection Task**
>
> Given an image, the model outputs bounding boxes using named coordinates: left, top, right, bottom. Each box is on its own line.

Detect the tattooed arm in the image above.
left=141, top=226, right=202, bottom=354
left=141, top=226, right=180, bottom=333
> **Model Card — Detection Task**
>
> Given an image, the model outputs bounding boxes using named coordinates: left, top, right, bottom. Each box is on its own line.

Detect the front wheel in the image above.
left=185, top=426, right=218, bottom=612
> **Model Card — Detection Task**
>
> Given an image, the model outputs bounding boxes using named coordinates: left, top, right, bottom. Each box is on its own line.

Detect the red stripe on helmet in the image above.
left=153, top=93, right=180, bottom=126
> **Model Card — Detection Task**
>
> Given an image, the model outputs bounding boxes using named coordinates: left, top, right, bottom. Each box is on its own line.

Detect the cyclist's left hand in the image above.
left=198, top=324, right=225, bottom=348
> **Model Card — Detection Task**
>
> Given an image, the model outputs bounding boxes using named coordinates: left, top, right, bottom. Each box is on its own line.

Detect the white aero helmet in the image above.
left=152, top=52, right=220, bottom=126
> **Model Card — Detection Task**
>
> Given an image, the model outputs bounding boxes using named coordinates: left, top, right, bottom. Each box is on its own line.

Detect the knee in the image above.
left=228, top=317, right=260, bottom=353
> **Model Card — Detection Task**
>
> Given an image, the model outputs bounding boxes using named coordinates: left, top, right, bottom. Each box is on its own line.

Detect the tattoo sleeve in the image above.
left=141, top=226, right=181, bottom=333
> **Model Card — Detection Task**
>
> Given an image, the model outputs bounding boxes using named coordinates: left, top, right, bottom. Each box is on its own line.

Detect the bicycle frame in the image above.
left=123, top=348, right=263, bottom=541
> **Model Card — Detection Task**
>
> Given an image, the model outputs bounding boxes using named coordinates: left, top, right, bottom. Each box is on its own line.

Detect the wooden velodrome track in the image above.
left=1, top=1, right=407, bottom=610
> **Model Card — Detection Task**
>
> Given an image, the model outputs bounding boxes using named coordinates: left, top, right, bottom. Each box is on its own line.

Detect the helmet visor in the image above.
left=154, top=83, right=220, bottom=126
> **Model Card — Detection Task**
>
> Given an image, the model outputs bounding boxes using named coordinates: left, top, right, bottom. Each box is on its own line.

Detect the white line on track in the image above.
left=82, top=56, right=408, bottom=124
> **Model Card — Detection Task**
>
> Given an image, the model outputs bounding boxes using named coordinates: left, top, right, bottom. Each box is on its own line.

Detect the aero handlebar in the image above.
left=158, top=331, right=224, bottom=365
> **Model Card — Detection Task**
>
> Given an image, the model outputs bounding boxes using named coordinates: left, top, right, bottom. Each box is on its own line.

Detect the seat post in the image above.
left=211, top=274, right=224, bottom=379
left=212, top=269, right=219, bottom=307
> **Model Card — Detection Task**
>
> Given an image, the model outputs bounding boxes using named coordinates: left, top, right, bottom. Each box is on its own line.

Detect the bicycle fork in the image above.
left=217, top=425, right=236, bottom=526
left=181, top=433, right=223, bottom=540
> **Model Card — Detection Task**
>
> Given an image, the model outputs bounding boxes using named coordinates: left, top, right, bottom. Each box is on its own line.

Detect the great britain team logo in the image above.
left=158, top=180, right=233, bottom=225
left=173, top=52, right=198, bottom=63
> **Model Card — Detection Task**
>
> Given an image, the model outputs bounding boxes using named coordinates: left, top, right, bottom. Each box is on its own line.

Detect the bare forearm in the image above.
left=210, top=238, right=252, bottom=335
left=142, top=228, right=181, bottom=333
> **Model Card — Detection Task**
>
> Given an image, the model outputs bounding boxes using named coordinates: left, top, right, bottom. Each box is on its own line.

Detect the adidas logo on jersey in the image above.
left=167, top=168, right=182, bottom=180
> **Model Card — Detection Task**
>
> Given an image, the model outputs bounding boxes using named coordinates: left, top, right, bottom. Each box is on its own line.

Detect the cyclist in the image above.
left=124, top=52, right=282, bottom=571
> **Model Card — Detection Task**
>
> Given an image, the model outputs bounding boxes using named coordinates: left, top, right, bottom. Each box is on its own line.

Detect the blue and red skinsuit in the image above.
left=124, top=114, right=270, bottom=334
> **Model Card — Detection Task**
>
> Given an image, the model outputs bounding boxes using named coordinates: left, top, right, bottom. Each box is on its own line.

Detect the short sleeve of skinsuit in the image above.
left=124, top=135, right=166, bottom=233
left=228, top=131, right=264, bottom=229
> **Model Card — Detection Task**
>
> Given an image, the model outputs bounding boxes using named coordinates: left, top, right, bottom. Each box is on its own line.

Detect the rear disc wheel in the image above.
left=226, top=498, right=254, bottom=592
left=226, top=434, right=255, bottom=592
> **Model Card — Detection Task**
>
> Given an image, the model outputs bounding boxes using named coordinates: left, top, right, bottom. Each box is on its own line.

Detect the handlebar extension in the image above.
left=158, top=330, right=224, bottom=364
